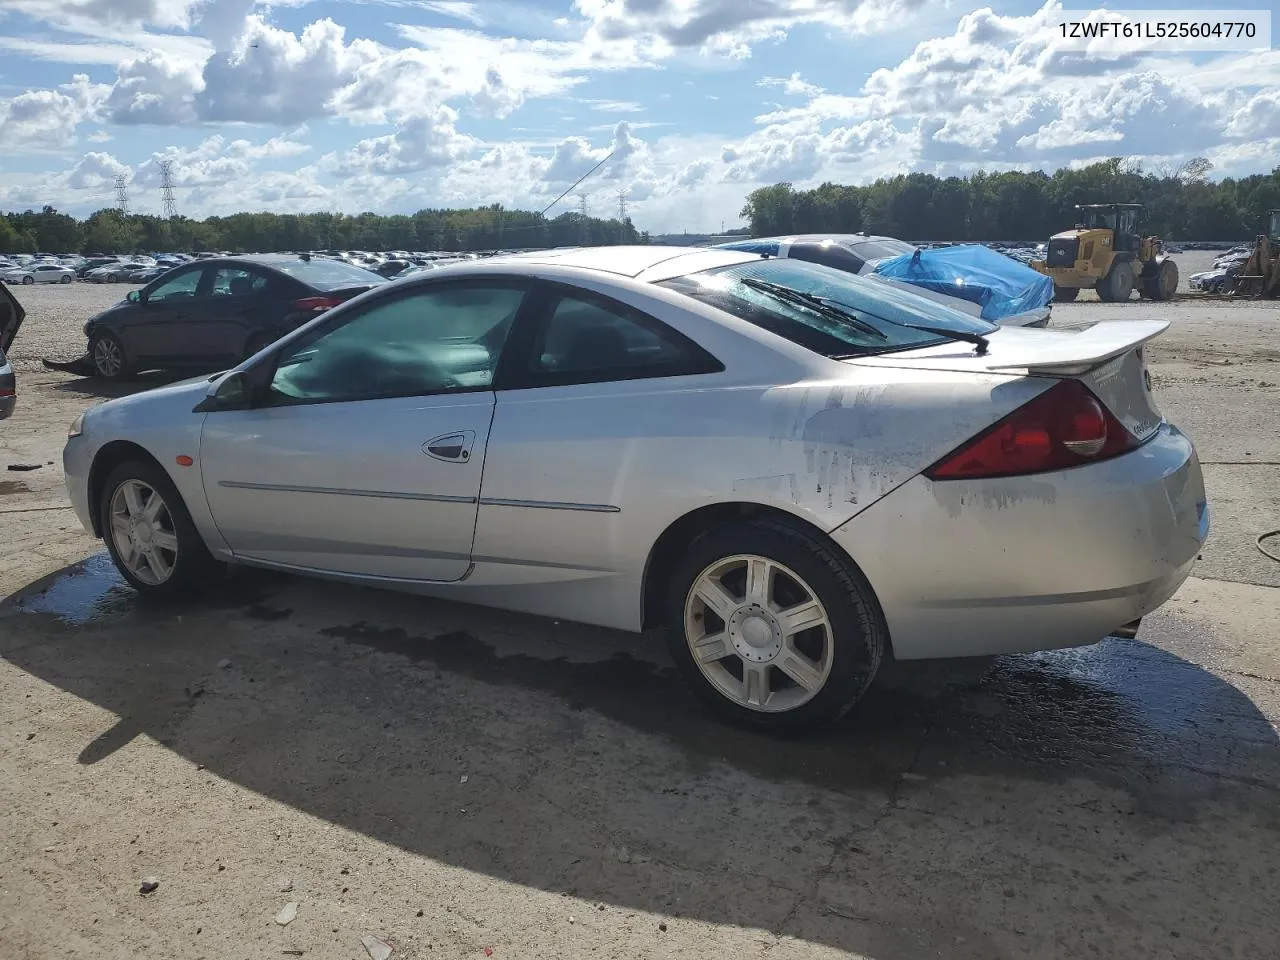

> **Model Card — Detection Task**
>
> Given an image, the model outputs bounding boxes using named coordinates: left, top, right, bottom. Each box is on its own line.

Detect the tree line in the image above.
left=5, top=157, right=1280, bottom=254
left=0, top=204, right=648, bottom=255
left=740, top=159, right=1280, bottom=242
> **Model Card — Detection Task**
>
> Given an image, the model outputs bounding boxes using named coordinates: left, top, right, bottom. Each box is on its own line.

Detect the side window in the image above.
left=211, top=267, right=269, bottom=297
left=269, top=284, right=526, bottom=404
left=147, top=268, right=204, bottom=302
left=522, top=293, right=720, bottom=386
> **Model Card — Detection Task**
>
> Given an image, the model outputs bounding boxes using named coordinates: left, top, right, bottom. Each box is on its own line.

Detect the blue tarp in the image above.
left=872, top=245, right=1055, bottom=321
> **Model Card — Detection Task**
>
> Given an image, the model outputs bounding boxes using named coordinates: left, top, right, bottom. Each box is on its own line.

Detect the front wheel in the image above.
left=99, top=460, right=217, bottom=596
left=61, top=274, right=72, bottom=283
left=665, top=519, right=886, bottom=732
left=89, top=331, right=129, bottom=379
left=21, top=275, right=33, bottom=285
left=1053, top=284, right=1079, bottom=303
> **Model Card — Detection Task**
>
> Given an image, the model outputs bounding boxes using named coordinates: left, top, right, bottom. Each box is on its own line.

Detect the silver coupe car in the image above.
left=62, top=246, right=1209, bottom=730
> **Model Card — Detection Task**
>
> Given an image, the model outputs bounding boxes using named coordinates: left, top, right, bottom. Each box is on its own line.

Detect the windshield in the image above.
left=268, top=258, right=387, bottom=290
left=1081, top=209, right=1118, bottom=231
left=658, top=258, right=996, bottom=358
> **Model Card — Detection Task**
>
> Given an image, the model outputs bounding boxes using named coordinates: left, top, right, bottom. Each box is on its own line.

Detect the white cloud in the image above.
left=573, top=0, right=935, bottom=62
left=329, top=107, right=476, bottom=176
left=102, top=52, right=203, bottom=125
left=0, top=74, right=105, bottom=148
left=1225, top=91, right=1280, bottom=140
left=68, top=151, right=130, bottom=189
left=197, top=17, right=383, bottom=123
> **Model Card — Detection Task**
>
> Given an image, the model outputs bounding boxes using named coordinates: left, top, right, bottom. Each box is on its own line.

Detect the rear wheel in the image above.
left=99, top=460, right=216, bottom=597
left=21, top=275, right=33, bottom=285
left=1053, top=284, right=1079, bottom=303
left=665, top=519, right=886, bottom=732
left=89, top=331, right=129, bottom=379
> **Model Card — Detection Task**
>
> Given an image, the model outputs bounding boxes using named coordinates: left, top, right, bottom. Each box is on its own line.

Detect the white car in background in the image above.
left=2, top=263, right=75, bottom=284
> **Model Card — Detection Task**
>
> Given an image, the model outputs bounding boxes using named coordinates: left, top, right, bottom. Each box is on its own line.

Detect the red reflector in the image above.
left=176, top=455, right=194, bottom=467
left=293, top=295, right=343, bottom=313
left=0, top=388, right=14, bottom=397
left=925, top=380, right=1140, bottom=481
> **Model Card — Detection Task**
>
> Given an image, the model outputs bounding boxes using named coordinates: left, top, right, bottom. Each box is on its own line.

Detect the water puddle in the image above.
left=15, top=553, right=131, bottom=624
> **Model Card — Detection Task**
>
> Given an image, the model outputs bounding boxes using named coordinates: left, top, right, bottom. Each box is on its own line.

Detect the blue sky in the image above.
left=1, top=0, right=1276, bottom=232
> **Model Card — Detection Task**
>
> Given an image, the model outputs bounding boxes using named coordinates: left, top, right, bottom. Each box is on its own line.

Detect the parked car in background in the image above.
left=715, top=234, right=1053, bottom=327
left=374, top=259, right=413, bottom=278
left=63, top=246, right=1208, bottom=731
left=3, top=263, right=76, bottom=285
left=76, top=257, right=123, bottom=278
left=81, top=254, right=387, bottom=379
left=0, top=283, right=25, bottom=419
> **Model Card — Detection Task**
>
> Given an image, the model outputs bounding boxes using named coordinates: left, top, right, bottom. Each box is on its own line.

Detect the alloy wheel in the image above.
left=108, top=479, right=179, bottom=585
left=93, top=337, right=123, bottom=377
left=683, top=554, right=834, bottom=713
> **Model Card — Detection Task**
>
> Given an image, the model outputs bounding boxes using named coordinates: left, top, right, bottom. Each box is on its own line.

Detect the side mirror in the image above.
left=127, top=290, right=145, bottom=304
left=194, top=371, right=254, bottom=412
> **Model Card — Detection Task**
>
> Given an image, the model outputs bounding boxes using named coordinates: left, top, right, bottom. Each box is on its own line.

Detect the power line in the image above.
left=114, top=174, right=130, bottom=218
left=538, top=149, right=615, bottom=218
left=159, top=160, right=178, bottom=220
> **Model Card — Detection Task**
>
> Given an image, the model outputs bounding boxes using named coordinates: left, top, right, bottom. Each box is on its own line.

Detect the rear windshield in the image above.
left=658, top=258, right=995, bottom=358
left=847, top=239, right=916, bottom=263
left=267, top=258, right=387, bottom=290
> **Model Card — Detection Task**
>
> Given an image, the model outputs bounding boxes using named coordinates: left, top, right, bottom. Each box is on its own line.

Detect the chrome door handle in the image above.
left=423, top=430, right=475, bottom=462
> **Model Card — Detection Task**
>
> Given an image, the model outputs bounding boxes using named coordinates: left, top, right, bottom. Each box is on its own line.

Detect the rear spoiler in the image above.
left=981, top=319, right=1169, bottom=375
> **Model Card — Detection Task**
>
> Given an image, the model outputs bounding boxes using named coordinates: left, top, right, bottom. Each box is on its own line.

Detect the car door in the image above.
left=473, top=286, right=723, bottom=589
left=183, top=264, right=278, bottom=364
left=199, top=279, right=532, bottom=581
left=126, top=265, right=209, bottom=363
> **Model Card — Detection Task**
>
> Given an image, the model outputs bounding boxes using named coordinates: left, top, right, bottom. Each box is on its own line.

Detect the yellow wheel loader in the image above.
left=1032, top=203, right=1178, bottom=303
left=1230, top=209, right=1280, bottom=299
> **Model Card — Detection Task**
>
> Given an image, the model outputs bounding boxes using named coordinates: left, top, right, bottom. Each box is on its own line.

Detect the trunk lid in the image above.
left=0, top=282, right=26, bottom=351
left=844, top=319, right=1167, bottom=442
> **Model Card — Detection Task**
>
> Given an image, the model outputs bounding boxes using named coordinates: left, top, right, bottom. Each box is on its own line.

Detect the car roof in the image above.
left=482, top=245, right=759, bottom=279
left=721, top=233, right=909, bottom=247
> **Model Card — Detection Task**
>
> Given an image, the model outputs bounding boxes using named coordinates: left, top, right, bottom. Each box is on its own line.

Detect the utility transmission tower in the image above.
left=617, top=188, right=628, bottom=222
left=577, top=192, right=590, bottom=243
left=114, top=174, right=130, bottom=218
left=159, top=160, right=178, bottom=220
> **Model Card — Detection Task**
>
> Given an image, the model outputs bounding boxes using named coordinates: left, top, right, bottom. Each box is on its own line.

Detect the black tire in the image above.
left=1053, top=285, right=1079, bottom=303
left=664, top=518, right=887, bottom=733
left=21, top=275, right=34, bottom=285
left=89, top=330, right=130, bottom=379
left=1143, top=259, right=1178, bottom=301
left=1097, top=262, right=1134, bottom=302
left=60, top=274, right=72, bottom=283
left=99, top=459, right=218, bottom=597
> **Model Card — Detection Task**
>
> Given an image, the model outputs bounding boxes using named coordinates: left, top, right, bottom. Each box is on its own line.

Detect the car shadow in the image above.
left=47, top=369, right=213, bottom=401
left=3, top=557, right=1279, bottom=957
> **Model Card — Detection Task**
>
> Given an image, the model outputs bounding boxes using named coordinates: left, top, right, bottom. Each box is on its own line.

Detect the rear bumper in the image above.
left=832, top=423, right=1208, bottom=659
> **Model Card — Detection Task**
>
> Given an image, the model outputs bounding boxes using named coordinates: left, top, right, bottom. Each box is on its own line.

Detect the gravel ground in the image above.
left=3, top=281, right=140, bottom=371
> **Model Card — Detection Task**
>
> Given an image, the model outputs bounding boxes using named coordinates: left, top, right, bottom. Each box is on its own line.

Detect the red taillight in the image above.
left=292, top=295, right=343, bottom=314
left=925, top=380, right=1139, bottom=481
